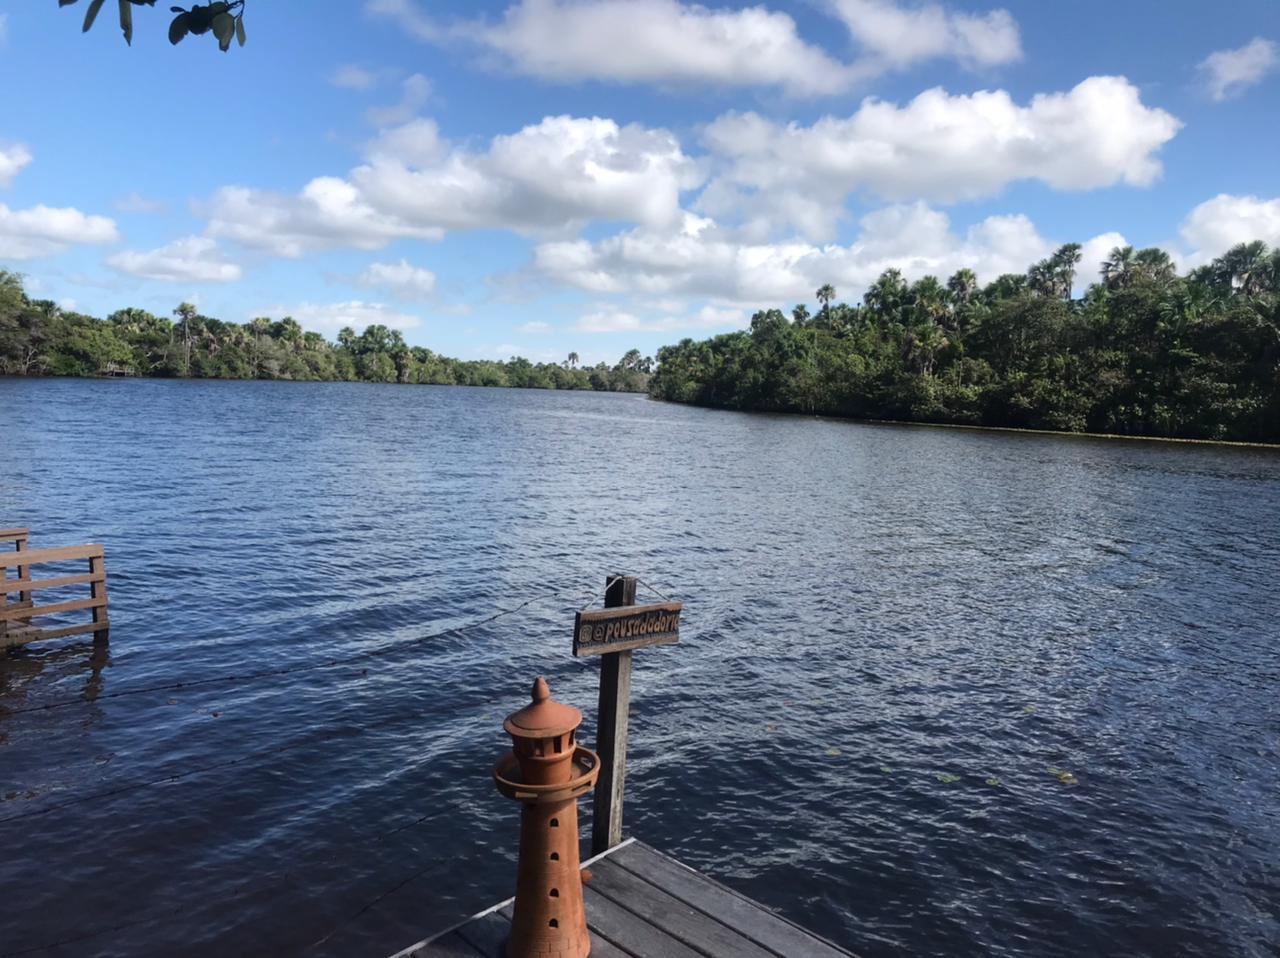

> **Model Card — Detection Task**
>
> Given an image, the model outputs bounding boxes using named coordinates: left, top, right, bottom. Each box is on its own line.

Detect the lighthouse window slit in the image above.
left=549, top=919, right=559, bottom=928
left=550, top=852, right=559, bottom=861
left=550, top=818, right=559, bottom=828
left=549, top=888, right=559, bottom=898
left=554, top=737, right=563, bottom=754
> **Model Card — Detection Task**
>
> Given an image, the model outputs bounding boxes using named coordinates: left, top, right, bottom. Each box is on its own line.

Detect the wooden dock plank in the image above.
left=613, top=842, right=854, bottom=958
left=0, top=543, right=103, bottom=569
left=393, top=838, right=854, bottom=958
left=587, top=858, right=778, bottom=958
left=0, top=571, right=105, bottom=595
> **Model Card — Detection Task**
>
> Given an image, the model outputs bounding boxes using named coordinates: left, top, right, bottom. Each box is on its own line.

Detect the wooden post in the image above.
left=592, top=574, right=636, bottom=856
left=89, top=552, right=109, bottom=644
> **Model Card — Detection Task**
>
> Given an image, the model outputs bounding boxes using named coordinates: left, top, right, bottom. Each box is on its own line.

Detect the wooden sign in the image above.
left=573, top=601, right=682, bottom=657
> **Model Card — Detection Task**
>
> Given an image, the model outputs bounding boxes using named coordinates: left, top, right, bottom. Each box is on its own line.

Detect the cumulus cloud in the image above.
left=204, top=178, right=444, bottom=257
left=699, top=76, right=1182, bottom=240
left=1179, top=194, right=1280, bottom=263
left=106, top=236, right=241, bottom=283
left=831, top=0, right=1021, bottom=69
left=0, top=203, right=119, bottom=260
left=0, top=143, right=33, bottom=188
left=535, top=203, right=1109, bottom=306
left=1198, top=37, right=1278, bottom=101
left=366, top=73, right=432, bottom=127
left=206, top=114, right=701, bottom=254
left=368, top=0, right=1022, bottom=97
left=256, top=300, right=423, bottom=335
left=356, top=258, right=437, bottom=300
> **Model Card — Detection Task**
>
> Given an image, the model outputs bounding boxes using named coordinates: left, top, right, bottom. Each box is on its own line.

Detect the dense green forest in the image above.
left=650, top=242, right=1280, bottom=443
left=0, top=271, right=651, bottom=392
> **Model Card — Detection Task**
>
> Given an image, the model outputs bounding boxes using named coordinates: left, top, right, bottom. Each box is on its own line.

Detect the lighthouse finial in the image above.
left=531, top=676, right=550, bottom=704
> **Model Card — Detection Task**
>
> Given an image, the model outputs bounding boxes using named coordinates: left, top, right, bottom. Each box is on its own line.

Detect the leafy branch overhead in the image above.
left=59, top=0, right=246, bottom=51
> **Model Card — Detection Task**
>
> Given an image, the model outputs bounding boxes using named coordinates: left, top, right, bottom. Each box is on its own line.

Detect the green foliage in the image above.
left=60, top=0, right=248, bottom=52
left=0, top=274, right=651, bottom=395
left=649, top=242, right=1280, bottom=444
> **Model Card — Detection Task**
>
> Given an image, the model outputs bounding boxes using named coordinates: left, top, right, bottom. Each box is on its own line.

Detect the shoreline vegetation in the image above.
left=0, top=271, right=652, bottom=393
left=649, top=242, right=1280, bottom=444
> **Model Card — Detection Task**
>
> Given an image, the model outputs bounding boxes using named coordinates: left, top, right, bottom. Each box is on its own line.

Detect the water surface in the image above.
left=1, top=378, right=1277, bottom=957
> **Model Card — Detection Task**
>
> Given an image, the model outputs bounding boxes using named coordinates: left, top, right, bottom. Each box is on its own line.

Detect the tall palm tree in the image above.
left=1134, top=247, right=1176, bottom=285
left=567, top=351, right=579, bottom=369
left=1214, top=241, right=1271, bottom=296
left=1101, top=246, right=1136, bottom=290
left=815, top=284, right=836, bottom=327
left=947, top=268, right=977, bottom=306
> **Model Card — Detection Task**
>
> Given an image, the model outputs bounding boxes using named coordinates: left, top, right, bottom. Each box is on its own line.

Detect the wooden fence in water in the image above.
left=1, top=528, right=109, bottom=650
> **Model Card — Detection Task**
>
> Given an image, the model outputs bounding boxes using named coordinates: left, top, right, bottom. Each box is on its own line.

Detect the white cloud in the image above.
left=204, top=178, right=444, bottom=257
left=831, top=0, right=1021, bottom=69
left=575, top=303, right=748, bottom=334
left=113, top=192, right=169, bottom=214
left=517, top=320, right=551, bottom=333
left=472, top=0, right=856, bottom=97
left=206, top=114, right=701, bottom=254
left=1198, top=37, right=1278, bottom=101
left=700, top=77, right=1181, bottom=240
left=256, top=300, right=423, bottom=335
left=356, top=258, right=437, bottom=299
left=106, top=236, right=241, bottom=283
left=0, top=203, right=119, bottom=260
left=1179, top=194, right=1280, bottom=263
left=331, top=64, right=380, bottom=90
left=536, top=203, right=1111, bottom=306
left=368, top=0, right=1022, bottom=97
left=366, top=73, right=432, bottom=127
left=0, top=143, right=32, bottom=188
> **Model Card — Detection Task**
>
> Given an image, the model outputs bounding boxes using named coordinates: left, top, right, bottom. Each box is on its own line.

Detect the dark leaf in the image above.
left=168, top=12, right=189, bottom=44
left=235, top=14, right=245, bottom=47
left=82, top=0, right=107, bottom=32
left=119, top=0, right=133, bottom=45
left=60, top=0, right=78, bottom=7
left=211, top=11, right=234, bottom=48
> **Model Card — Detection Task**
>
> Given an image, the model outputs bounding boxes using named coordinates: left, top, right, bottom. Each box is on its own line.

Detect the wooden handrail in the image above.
left=0, top=543, right=104, bottom=569
left=1, top=535, right=109, bottom=651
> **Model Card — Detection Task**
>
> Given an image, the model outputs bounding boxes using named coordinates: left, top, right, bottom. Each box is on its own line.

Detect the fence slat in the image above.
left=0, top=594, right=108, bottom=623
left=2, top=620, right=111, bottom=649
left=0, top=572, right=106, bottom=595
left=0, top=544, right=103, bottom=569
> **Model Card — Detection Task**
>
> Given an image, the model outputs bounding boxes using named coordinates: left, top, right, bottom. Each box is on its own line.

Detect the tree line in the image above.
left=0, top=273, right=652, bottom=393
left=649, top=241, right=1280, bottom=443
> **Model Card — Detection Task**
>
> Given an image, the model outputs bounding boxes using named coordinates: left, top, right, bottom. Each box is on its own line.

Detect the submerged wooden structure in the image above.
left=1, top=528, right=109, bottom=650
left=389, top=575, right=856, bottom=958
left=395, top=838, right=854, bottom=958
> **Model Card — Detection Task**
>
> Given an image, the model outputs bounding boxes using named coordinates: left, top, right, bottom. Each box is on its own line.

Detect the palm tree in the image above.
left=1133, top=247, right=1176, bottom=286
left=1213, top=241, right=1271, bottom=296
left=815, top=284, right=835, bottom=327
left=1050, top=243, right=1082, bottom=299
left=567, top=351, right=579, bottom=369
left=947, top=268, right=977, bottom=306
left=1102, top=246, right=1136, bottom=290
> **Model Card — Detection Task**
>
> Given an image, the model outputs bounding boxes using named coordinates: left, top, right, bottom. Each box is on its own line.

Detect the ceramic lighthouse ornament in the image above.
left=494, top=677, right=600, bottom=958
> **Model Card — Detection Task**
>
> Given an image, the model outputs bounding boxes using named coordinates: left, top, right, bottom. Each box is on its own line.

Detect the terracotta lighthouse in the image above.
left=493, top=677, right=600, bottom=958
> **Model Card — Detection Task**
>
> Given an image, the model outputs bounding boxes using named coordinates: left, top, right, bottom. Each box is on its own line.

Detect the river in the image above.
left=1, top=377, right=1277, bottom=957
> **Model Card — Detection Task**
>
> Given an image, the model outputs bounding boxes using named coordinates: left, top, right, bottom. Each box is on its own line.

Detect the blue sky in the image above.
left=1, top=1, right=1278, bottom=365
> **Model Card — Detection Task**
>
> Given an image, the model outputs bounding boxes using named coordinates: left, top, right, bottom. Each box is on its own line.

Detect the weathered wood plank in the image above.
left=587, top=859, right=777, bottom=958
left=614, top=842, right=855, bottom=958
left=0, top=594, right=107, bottom=623
left=2, top=619, right=110, bottom=649
left=579, top=887, right=701, bottom=958
left=0, top=571, right=105, bottom=595
left=496, top=904, right=636, bottom=958
left=0, top=543, right=102, bottom=569
left=453, top=911, right=510, bottom=958
left=89, top=554, right=108, bottom=641
left=0, top=528, right=29, bottom=542
left=413, top=930, right=486, bottom=957
left=593, top=574, right=636, bottom=856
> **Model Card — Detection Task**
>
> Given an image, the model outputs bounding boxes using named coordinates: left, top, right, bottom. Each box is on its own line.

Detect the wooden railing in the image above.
left=1, top=531, right=109, bottom=650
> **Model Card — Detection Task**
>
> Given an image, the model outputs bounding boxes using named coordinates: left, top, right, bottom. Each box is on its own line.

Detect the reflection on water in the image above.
left=0, top=377, right=1278, bottom=958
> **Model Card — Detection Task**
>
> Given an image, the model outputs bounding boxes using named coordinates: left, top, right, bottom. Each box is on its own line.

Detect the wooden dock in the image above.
left=392, top=837, right=855, bottom=958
